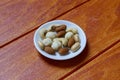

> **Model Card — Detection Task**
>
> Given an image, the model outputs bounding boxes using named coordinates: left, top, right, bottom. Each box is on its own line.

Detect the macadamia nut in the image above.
left=51, top=41, right=62, bottom=51
left=42, top=38, right=52, bottom=46
left=46, top=32, right=57, bottom=39
left=65, top=32, right=74, bottom=39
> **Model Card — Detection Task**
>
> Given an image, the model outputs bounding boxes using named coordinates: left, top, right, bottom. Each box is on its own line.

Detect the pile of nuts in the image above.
left=38, top=24, right=81, bottom=55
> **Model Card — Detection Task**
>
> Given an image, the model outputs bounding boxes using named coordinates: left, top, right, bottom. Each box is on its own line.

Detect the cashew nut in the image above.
left=53, top=38, right=68, bottom=46
left=66, top=28, right=78, bottom=34
left=38, top=41, right=45, bottom=50
left=53, top=38, right=60, bottom=42
left=58, top=38, right=68, bottom=46
left=39, top=28, right=47, bottom=39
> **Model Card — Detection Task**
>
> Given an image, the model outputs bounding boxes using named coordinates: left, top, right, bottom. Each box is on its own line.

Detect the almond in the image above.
left=44, top=47, right=55, bottom=54
left=68, top=37, right=75, bottom=48
left=49, top=25, right=57, bottom=31
left=55, top=25, right=66, bottom=32
left=58, top=48, right=69, bottom=55
left=57, top=30, right=66, bottom=37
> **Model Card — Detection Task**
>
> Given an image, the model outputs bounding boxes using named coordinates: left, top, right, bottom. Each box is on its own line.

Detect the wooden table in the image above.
left=0, top=0, right=120, bottom=80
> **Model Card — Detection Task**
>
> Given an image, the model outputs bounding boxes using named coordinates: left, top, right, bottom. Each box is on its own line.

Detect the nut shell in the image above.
left=44, top=47, right=55, bottom=54
left=65, top=32, right=74, bottom=40
left=74, top=34, right=80, bottom=42
left=71, top=42, right=80, bottom=52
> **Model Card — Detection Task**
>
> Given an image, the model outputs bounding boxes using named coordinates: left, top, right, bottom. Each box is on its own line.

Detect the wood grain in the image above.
left=0, top=0, right=120, bottom=80
left=58, top=0, right=120, bottom=59
left=0, top=0, right=88, bottom=47
left=65, top=42, right=120, bottom=80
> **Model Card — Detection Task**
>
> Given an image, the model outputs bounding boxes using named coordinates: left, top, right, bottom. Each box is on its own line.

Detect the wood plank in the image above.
left=0, top=0, right=120, bottom=80
left=0, top=0, right=88, bottom=47
left=58, top=0, right=120, bottom=61
left=65, top=42, right=120, bottom=80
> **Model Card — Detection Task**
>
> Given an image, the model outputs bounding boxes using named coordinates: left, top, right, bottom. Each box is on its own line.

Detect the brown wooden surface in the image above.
left=65, top=42, right=120, bottom=80
left=0, top=0, right=120, bottom=80
left=0, top=0, right=88, bottom=47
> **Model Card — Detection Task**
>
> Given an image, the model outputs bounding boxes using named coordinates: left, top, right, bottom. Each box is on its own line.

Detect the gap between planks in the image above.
left=0, top=0, right=90, bottom=48
left=59, top=39, right=120, bottom=80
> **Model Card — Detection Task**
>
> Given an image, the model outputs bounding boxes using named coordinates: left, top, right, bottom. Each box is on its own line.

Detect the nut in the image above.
left=44, top=47, right=55, bottom=54
left=39, top=28, right=47, bottom=39
left=52, top=25, right=57, bottom=30
left=46, top=32, right=57, bottom=39
left=71, top=42, right=80, bottom=52
left=38, top=24, right=81, bottom=55
left=58, top=48, right=69, bottom=55
left=42, top=38, right=52, bottom=46
left=57, top=30, right=66, bottom=37
left=68, top=37, right=75, bottom=48
left=38, top=41, right=44, bottom=50
left=58, top=38, right=68, bottom=47
left=55, top=25, right=66, bottom=32
left=53, top=38, right=60, bottom=42
left=48, top=25, right=57, bottom=31
left=66, top=28, right=78, bottom=34
left=74, top=34, right=80, bottom=42
left=65, top=32, right=74, bottom=40
left=51, top=41, right=62, bottom=51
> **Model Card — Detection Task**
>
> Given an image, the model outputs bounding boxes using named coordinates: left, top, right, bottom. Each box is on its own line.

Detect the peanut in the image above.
left=71, top=42, right=80, bottom=52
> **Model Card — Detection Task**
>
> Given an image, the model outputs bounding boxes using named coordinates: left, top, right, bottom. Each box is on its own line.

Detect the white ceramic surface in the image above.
left=34, top=20, right=87, bottom=60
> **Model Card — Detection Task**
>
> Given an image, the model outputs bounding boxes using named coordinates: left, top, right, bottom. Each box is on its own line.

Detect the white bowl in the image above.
left=34, top=20, right=87, bottom=60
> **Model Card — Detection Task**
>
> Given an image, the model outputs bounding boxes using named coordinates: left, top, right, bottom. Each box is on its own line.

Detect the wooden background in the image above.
left=0, top=0, right=120, bottom=80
